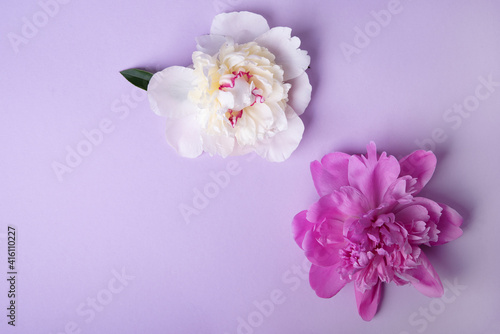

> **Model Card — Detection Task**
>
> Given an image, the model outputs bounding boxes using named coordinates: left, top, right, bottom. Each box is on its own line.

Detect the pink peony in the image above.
left=292, top=142, right=463, bottom=321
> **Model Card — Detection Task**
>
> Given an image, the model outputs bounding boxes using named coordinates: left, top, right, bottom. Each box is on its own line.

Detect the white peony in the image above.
left=148, top=11, right=311, bottom=162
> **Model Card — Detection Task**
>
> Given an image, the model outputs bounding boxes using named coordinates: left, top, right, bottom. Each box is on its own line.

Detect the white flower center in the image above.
left=188, top=41, right=289, bottom=138
left=218, top=71, right=264, bottom=126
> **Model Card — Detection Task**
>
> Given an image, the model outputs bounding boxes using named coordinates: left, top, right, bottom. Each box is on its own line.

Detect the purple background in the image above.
left=1, top=0, right=500, bottom=333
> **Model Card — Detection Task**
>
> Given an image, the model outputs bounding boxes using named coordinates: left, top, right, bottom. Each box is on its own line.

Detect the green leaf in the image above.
left=120, top=68, right=154, bottom=91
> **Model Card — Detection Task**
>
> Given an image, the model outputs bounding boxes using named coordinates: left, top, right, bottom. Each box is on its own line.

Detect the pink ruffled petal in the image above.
left=309, top=263, right=347, bottom=298
left=254, top=27, right=310, bottom=81
left=348, top=142, right=401, bottom=208
left=408, top=197, right=443, bottom=222
left=210, top=11, right=270, bottom=44
left=382, top=176, right=414, bottom=203
left=286, top=72, right=312, bottom=116
left=303, top=231, right=343, bottom=266
left=292, top=210, right=313, bottom=248
left=432, top=204, right=463, bottom=245
left=398, top=150, right=437, bottom=195
left=148, top=66, right=199, bottom=118
left=310, top=152, right=351, bottom=197
left=397, top=198, right=463, bottom=246
left=307, top=186, right=370, bottom=224
left=164, top=114, right=203, bottom=158
left=394, top=204, right=430, bottom=226
left=355, top=280, right=383, bottom=321
left=317, top=219, right=345, bottom=244
left=405, top=252, right=444, bottom=297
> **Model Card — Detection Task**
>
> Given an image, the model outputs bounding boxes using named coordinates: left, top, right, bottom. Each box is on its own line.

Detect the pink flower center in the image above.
left=219, top=71, right=265, bottom=127
left=338, top=209, right=415, bottom=291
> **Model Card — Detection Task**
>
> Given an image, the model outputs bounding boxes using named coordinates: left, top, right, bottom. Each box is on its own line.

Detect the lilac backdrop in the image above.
left=1, top=0, right=500, bottom=333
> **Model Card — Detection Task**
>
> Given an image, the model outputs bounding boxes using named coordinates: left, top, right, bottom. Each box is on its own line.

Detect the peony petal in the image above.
left=394, top=204, right=430, bottom=226
left=195, top=34, right=228, bottom=55
left=348, top=142, right=400, bottom=208
left=148, top=66, right=199, bottom=118
left=246, top=102, right=287, bottom=135
left=201, top=132, right=235, bottom=158
left=405, top=252, right=444, bottom=297
left=302, top=230, right=343, bottom=267
left=255, top=106, right=304, bottom=162
left=398, top=198, right=463, bottom=246
left=292, top=210, right=313, bottom=248
left=406, top=197, right=443, bottom=222
left=285, top=72, right=311, bottom=116
left=229, top=141, right=254, bottom=157
left=382, top=176, right=414, bottom=203
left=236, top=102, right=279, bottom=147
left=254, top=27, right=310, bottom=81
left=234, top=110, right=258, bottom=147
left=309, top=263, right=347, bottom=298
left=432, top=204, right=463, bottom=245
left=307, top=186, right=370, bottom=224
left=210, top=11, right=270, bottom=44
left=164, top=114, right=203, bottom=158
left=355, top=280, right=383, bottom=321
left=317, top=219, right=345, bottom=244
left=399, top=150, right=437, bottom=195
left=310, top=152, right=351, bottom=196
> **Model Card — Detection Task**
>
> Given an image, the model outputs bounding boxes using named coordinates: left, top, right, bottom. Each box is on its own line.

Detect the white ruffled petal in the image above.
left=202, top=132, right=235, bottom=158
left=195, top=34, right=227, bottom=55
left=234, top=111, right=258, bottom=146
left=210, top=11, right=270, bottom=44
left=148, top=66, right=198, bottom=118
left=256, top=106, right=304, bottom=162
left=255, top=27, right=310, bottom=81
left=286, top=72, right=312, bottom=116
left=266, top=102, right=288, bottom=132
left=229, top=142, right=254, bottom=157
left=164, top=114, right=203, bottom=158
